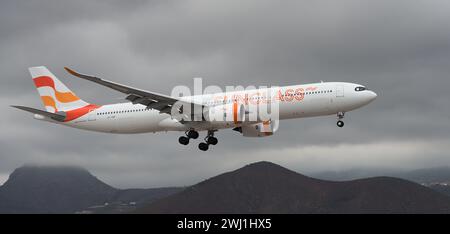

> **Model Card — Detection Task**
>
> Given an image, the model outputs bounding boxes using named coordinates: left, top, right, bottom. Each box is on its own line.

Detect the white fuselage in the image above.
left=45, top=82, right=376, bottom=134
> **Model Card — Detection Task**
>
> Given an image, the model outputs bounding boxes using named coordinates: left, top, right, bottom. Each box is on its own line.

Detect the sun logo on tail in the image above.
left=29, top=66, right=88, bottom=113
left=32, top=75, right=81, bottom=112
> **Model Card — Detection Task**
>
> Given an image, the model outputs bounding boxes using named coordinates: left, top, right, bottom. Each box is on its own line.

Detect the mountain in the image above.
left=428, top=184, right=450, bottom=197
left=3, top=162, right=450, bottom=214
left=0, top=165, right=182, bottom=214
left=312, top=167, right=450, bottom=184
left=135, top=161, right=450, bottom=214
left=399, top=167, right=450, bottom=184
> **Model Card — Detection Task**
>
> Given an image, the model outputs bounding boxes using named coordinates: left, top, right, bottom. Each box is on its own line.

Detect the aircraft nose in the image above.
left=367, top=91, right=377, bottom=102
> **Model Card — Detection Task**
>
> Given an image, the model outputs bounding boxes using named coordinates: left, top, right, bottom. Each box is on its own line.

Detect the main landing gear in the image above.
left=337, top=112, right=345, bottom=128
left=178, top=129, right=218, bottom=151
left=178, top=129, right=199, bottom=145
left=198, top=130, right=218, bottom=151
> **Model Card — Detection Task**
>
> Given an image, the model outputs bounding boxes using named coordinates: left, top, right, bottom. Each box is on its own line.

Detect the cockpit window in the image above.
left=355, top=86, right=366, bottom=92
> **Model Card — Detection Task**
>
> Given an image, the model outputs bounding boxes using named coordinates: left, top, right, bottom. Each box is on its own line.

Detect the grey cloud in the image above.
left=1, top=0, right=450, bottom=188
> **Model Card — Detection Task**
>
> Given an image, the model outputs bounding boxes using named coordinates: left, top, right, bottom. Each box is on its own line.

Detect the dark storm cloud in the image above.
left=1, top=0, right=450, bottom=188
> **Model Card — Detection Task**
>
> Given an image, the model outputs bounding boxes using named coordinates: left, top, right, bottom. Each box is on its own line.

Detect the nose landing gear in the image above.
left=336, top=112, right=345, bottom=128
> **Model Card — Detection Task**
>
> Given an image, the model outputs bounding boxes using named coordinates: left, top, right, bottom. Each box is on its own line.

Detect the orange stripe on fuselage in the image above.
left=233, top=102, right=238, bottom=124
left=33, top=76, right=80, bottom=103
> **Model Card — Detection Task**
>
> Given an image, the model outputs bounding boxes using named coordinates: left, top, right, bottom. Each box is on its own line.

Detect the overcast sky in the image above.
left=1, top=0, right=450, bottom=188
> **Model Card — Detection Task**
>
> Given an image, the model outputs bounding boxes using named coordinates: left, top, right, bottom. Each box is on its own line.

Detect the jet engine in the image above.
left=233, top=119, right=279, bottom=137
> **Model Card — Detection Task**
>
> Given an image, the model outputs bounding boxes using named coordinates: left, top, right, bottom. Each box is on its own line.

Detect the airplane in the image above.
left=12, top=66, right=377, bottom=151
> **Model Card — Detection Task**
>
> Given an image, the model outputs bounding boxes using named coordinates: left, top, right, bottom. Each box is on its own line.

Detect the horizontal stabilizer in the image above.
left=11, top=105, right=66, bottom=122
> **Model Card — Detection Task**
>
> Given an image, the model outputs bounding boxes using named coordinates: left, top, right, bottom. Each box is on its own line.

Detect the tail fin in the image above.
left=29, top=66, right=89, bottom=113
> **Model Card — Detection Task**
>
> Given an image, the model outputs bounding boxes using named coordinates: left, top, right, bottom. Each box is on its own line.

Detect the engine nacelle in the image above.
left=205, top=102, right=245, bottom=123
left=235, top=120, right=279, bottom=137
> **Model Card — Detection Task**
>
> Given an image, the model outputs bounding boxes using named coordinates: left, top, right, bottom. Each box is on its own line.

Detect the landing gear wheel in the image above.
left=198, top=142, right=209, bottom=151
left=336, top=112, right=345, bottom=128
left=178, top=136, right=189, bottom=145
left=207, top=137, right=218, bottom=145
left=187, top=130, right=199, bottom=139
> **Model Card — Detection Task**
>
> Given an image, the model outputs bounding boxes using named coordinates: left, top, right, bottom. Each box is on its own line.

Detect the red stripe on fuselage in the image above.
left=64, top=104, right=101, bottom=122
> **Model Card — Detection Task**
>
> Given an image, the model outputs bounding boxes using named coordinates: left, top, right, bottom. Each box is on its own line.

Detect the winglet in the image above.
left=64, top=67, right=102, bottom=83
left=64, top=67, right=81, bottom=77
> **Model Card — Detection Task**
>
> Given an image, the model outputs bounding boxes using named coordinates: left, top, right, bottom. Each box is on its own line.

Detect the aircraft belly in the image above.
left=67, top=112, right=171, bottom=134
left=280, top=96, right=335, bottom=119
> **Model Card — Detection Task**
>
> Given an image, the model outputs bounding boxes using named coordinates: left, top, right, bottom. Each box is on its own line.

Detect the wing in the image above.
left=64, top=67, right=203, bottom=115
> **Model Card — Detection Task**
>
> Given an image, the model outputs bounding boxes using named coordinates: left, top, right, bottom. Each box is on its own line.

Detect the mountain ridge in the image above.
left=2, top=162, right=450, bottom=214
left=312, top=166, right=450, bottom=183
left=0, top=165, right=182, bottom=213
left=135, top=161, right=450, bottom=214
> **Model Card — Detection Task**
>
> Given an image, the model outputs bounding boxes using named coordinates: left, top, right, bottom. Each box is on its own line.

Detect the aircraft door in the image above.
left=88, top=109, right=97, bottom=121
left=336, top=85, right=344, bottom=97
